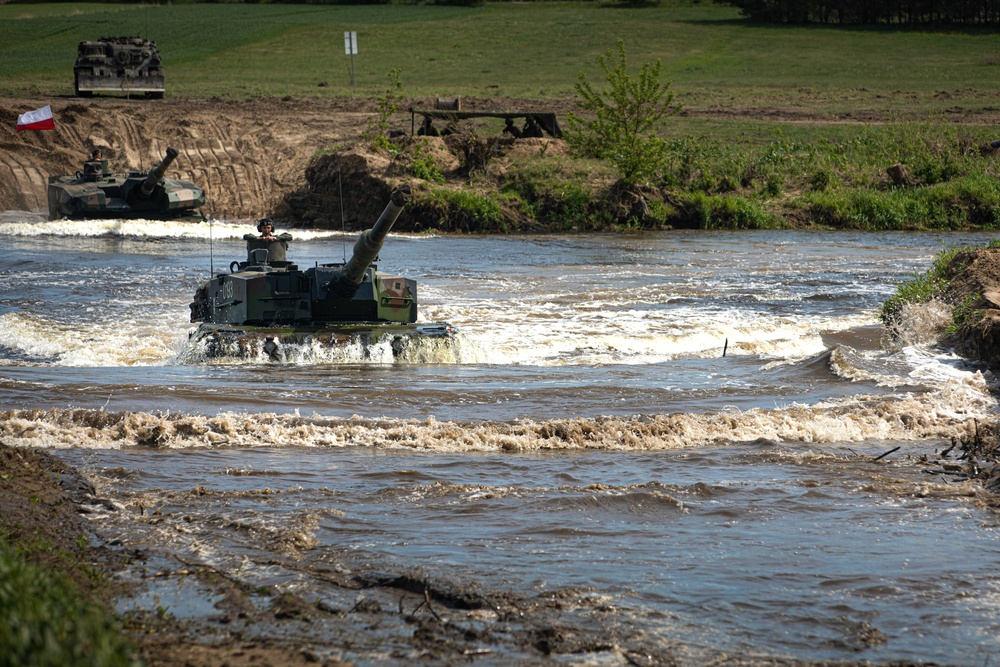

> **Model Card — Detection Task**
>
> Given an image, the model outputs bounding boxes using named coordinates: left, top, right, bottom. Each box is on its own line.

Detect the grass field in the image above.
left=2, top=1, right=999, bottom=110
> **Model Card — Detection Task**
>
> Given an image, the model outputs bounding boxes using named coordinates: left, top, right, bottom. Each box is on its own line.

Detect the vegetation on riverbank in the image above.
left=369, top=70, right=1000, bottom=231
left=879, top=238, right=1000, bottom=363
left=395, top=114, right=1000, bottom=232
left=0, top=540, right=138, bottom=667
left=0, top=446, right=140, bottom=667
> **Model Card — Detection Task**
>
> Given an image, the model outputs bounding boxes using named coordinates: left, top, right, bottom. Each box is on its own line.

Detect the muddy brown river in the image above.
left=2, top=217, right=999, bottom=665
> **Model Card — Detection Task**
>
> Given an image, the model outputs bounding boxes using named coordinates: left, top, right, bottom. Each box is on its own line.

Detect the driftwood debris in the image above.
left=873, top=446, right=901, bottom=462
left=922, top=422, right=1000, bottom=495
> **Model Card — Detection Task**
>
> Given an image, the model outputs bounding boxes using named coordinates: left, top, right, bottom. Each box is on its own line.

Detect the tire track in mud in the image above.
left=0, top=97, right=370, bottom=220
left=206, top=116, right=262, bottom=218
left=0, top=156, right=45, bottom=211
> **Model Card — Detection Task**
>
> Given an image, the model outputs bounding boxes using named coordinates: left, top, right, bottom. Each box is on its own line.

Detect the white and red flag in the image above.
left=16, top=105, right=55, bottom=132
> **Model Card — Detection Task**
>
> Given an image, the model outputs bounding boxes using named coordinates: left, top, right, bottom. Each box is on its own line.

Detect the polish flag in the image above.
left=16, top=105, right=55, bottom=132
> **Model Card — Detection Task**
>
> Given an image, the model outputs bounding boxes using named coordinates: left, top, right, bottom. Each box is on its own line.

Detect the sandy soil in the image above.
left=0, top=95, right=574, bottom=223
left=0, top=96, right=381, bottom=220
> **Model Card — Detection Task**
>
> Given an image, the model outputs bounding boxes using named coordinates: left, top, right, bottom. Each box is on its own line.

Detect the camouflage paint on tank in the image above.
left=74, top=36, right=165, bottom=98
left=47, top=147, right=206, bottom=220
left=187, top=185, right=456, bottom=360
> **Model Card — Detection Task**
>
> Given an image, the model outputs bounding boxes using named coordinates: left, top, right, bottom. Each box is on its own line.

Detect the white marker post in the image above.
left=344, top=31, right=357, bottom=86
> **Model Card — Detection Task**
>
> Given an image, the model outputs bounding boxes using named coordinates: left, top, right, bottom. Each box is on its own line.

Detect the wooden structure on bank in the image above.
left=409, top=99, right=562, bottom=139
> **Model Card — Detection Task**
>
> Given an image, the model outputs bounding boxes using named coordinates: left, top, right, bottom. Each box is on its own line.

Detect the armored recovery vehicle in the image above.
left=74, top=36, right=165, bottom=98
left=187, top=186, right=456, bottom=361
left=47, top=147, right=206, bottom=220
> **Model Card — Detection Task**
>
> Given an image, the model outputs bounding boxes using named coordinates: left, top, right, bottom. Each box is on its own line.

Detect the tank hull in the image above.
left=47, top=175, right=205, bottom=219
left=47, top=148, right=206, bottom=220
left=186, top=321, right=457, bottom=361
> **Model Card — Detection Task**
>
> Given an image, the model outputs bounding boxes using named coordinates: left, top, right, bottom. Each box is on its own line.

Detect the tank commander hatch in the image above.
left=83, top=148, right=109, bottom=180
left=77, top=148, right=110, bottom=181
left=244, top=218, right=291, bottom=242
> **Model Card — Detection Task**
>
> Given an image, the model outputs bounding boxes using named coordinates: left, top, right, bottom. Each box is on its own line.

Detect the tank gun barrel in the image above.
left=141, top=146, right=179, bottom=196
left=329, top=185, right=412, bottom=297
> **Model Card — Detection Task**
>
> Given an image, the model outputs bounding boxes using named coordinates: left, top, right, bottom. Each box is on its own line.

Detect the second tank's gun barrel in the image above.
left=328, top=185, right=412, bottom=297
left=140, top=146, right=179, bottom=196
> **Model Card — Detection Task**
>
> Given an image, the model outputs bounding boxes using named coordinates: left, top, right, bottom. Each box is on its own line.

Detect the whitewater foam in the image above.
left=1, top=377, right=992, bottom=452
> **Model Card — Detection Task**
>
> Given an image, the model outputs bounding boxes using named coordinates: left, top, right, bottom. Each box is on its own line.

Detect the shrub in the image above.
left=808, top=169, right=833, bottom=192
left=363, top=67, right=404, bottom=154
left=684, top=192, right=782, bottom=229
left=414, top=188, right=510, bottom=233
left=409, top=139, right=445, bottom=183
left=0, top=540, right=139, bottom=667
left=566, top=39, right=680, bottom=186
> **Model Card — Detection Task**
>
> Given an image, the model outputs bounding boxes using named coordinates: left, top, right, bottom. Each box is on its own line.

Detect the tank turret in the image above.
left=47, top=145, right=205, bottom=220
left=328, top=184, right=411, bottom=298
left=140, top=146, right=178, bottom=197
left=187, top=186, right=455, bottom=360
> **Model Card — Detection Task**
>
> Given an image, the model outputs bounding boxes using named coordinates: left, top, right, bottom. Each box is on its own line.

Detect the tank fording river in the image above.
left=47, top=146, right=206, bottom=220
left=186, top=185, right=456, bottom=361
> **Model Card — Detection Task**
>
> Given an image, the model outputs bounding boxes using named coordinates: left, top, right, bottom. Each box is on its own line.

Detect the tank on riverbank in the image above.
left=187, top=185, right=456, bottom=361
left=74, top=36, right=165, bottom=99
left=47, top=147, right=206, bottom=220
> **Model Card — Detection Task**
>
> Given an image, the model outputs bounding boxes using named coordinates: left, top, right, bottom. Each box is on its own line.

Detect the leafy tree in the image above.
left=566, top=39, right=680, bottom=186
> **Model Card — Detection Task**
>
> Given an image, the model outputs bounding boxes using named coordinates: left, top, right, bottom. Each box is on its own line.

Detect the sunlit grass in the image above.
left=1, top=2, right=999, bottom=104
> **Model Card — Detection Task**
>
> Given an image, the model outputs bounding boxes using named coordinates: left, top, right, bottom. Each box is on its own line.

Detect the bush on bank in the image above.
left=0, top=538, right=139, bottom=667
left=400, top=121, right=1000, bottom=232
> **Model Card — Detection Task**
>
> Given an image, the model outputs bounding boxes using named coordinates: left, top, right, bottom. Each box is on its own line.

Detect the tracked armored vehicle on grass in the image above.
left=47, top=147, right=206, bottom=220
left=187, top=186, right=456, bottom=361
left=74, top=36, right=165, bottom=98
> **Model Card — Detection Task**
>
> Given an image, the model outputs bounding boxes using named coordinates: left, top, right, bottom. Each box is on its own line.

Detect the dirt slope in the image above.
left=0, top=96, right=372, bottom=219
left=938, top=247, right=1000, bottom=370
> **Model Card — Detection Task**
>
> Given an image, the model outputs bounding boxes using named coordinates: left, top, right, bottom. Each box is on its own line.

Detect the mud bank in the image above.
left=0, top=442, right=684, bottom=667
left=0, top=96, right=376, bottom=221
left=0, top=96, right=567, bottom=228
left=939, top=247, right=1000, bottom=371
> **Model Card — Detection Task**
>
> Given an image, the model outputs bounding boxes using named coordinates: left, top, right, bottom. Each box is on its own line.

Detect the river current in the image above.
left=1, top=214, right=999, bottom=665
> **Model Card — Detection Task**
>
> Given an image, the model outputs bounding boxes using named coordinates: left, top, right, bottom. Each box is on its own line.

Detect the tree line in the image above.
left=715, top=0, right=1000, bottom=25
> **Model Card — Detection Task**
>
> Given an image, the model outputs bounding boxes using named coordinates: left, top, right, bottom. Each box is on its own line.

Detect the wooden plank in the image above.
left=409, top=108, right=562, bottom=137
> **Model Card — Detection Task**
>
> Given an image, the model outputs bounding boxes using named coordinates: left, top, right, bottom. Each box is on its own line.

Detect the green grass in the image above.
left=476, top=116, right=1000, bottom=230
left=0, top=538, right=139, bottom=667
left=2, top=1, right=1000, bottom=106
left=877, top=240, right=1000, bottom=335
